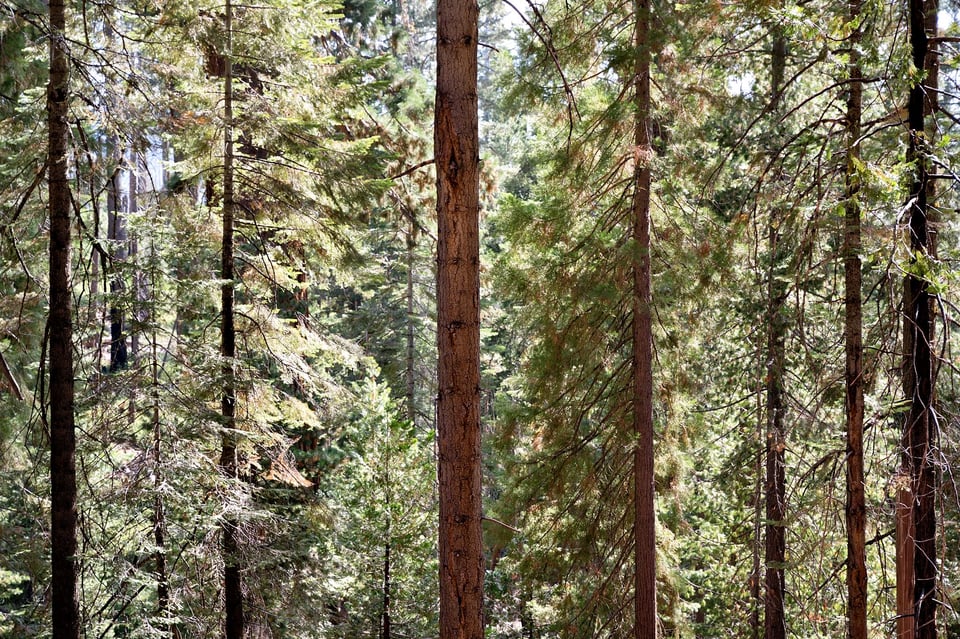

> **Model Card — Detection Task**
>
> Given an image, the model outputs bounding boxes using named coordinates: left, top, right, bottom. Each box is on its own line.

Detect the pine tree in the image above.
left=844, top=1, right=867, bottom=637
left=435, top=0, right=484, bottom=637
left=631, top=0, right=657, bottom=635
left=47, top=0, right=80, bottom=634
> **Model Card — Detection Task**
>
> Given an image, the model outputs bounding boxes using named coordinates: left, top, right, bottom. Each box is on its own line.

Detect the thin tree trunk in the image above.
left=149, top=253, right=171, bottom=636
left=844, top=2, right=868, bottom=638
left=899, top=1, right=939, bottom=637
left=764, top=30, right=788, bottom=639
left=108, top=162, right=128, bottom=373
left=128, top=155, right=142, bottom=425
left=435, top=0, right=483, bottom=636
left=48, top=0, right=80, bottom=634
left=406, top=222, right=416, bottom=425
left=751, top=364, right=763, bottom=639
left=129, top=157, right=142, bottom=361
left=632, top=0, right=656, bottom=637
left=220, top=0, right=244, bottom=636
left=381, top=524, right=391, bottom=639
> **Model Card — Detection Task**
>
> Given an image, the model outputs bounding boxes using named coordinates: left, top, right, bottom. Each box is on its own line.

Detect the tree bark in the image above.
left=406, top=222, right=416, bottom=425
left=764, top=29, right=788, bottom=639
left=899, top=0, right=939, bottom=637
left=48, top=0, right=80, bottom=634
left=844, top=2, right=868, bottom=638
left=108, top=162, right=128, bottom=373
left=632, top=0, right=656, bottom=637
left=435, top=0, right=483, bottom=637
left=220, top=0, right=244, bottom=636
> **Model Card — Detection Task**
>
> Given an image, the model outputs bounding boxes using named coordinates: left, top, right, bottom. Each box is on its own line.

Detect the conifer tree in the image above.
left=219, top=0, right=244, bottom=635
left=435, top=0, right=483, bottom=637
left=898, top=0, right=940, bottom=637
left=844, top=1, right=867, bottom=637
left=632, top=0, right=656, bottom=635
left=47, top=0, right=79, bottom=635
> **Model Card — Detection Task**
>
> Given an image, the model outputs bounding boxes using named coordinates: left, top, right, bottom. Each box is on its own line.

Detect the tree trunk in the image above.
left=435, top=0, right=483, bottom=637
left=108, top=162, right=128, bottom=373
left=406, top=222, right=416, bottom=426
left=844, top=2, right=868, bottom=638
left=632, top=0, right=656, bottom=637
left=150, top=281, right=171, bottom=636
left=899, top=0, right=939, bottom=637
left=764, top=30, right=788, bottom=639
left=220, top=0, right=244, bottom=636
left=129, top=158, right=143, bottom=361
left=48, top=0, right=80, bottom=634
left=381, top=538, right=391, bottom=639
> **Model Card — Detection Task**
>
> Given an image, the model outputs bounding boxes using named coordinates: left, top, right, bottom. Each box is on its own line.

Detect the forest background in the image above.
left=0, top=0, right=959, bottom=637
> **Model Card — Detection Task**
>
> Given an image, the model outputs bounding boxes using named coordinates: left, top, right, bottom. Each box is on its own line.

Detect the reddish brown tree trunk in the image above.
left=844, top=3, right=868, bottom=638
left=899, top=1, right=939, bottom=638
left=632, top=0, right=656, bottom=636
left=435, top=0, right=483, bottom=637
left=48, top=0, right=80, bottom=635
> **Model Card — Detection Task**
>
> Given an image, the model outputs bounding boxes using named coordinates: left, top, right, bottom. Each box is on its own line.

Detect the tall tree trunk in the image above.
left=435, top=0, right=483, bottom=637
left=844, top=2, right=868, bottom=638
left=899, top=1, right=939, bottom=637
left=220, top=0, right=244, bottom=636
left=764, top=30, right=788, bottom=639
left=48, top=0, right=80, bottom=635
left=632, top=0, right=656, bottom=637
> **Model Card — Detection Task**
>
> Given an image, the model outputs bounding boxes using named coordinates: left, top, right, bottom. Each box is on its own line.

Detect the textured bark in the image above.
left=47, top=0, right=80, bottom=634
left=435, top=0, right=483, bottom=637
left=764, top=30, right=787, bottom=639
left=899, top=1, right=939, bottom=637
left=632, top=0, right=656, bottom=637
left=220, top=1, right=244, bottom=636
left=844, top=3, right=868, bottom=638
